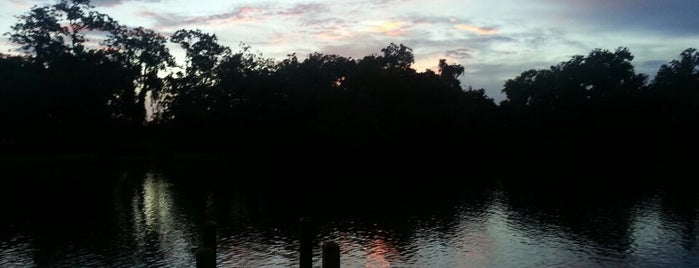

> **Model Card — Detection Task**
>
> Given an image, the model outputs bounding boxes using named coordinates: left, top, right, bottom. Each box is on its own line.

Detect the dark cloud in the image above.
left=405, top=35, right=516, bottom=53
left=511, top=28, right=588, bottom=50
left=446, top=48, right=472, bottom=59
left=137, top=10, right=186, bottom=30
left=541, top=0, right=699, bottom=36
left=90, top=0, right=124, bottom=7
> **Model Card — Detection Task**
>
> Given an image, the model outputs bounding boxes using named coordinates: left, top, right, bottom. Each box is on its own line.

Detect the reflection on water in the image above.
left=0, top=235, right=34, bottom=267
left=126, top=172, right=196, bottom=267
left=365, top=238, right=395, bottom=268
left=0, top=169, right=198, bottom=267
left=0, top=168, right=698, bottom=267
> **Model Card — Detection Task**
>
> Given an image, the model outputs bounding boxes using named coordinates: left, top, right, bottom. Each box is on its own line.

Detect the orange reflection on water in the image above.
left=365, top=238, right=397, bottom=268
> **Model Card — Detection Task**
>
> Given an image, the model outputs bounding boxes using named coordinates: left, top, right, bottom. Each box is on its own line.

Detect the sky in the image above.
left=1, top=0, right=698, bottom=101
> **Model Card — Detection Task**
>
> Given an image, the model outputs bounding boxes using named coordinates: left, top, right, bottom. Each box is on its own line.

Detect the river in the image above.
left=0, top=164, right=696, bottom=267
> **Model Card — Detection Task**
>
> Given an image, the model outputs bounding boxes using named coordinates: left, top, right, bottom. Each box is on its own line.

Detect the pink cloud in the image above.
left=183, top=6, right=263, bottom=27
left=276, top=3, right=326, bottom=16
left=454, top=24, right=498, bottom=35
left=136, top=6, right=267, bottom=31
left=9, top=0, right=30, bottom=8
left=299, top=18, right=357, bottom=41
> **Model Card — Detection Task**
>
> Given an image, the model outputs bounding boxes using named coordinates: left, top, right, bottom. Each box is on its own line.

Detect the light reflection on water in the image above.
left=0, top=235, right=35, bottom=267
left=0, top=169, right=697, bottom=267
left=127, top=172, right=197, bottom=267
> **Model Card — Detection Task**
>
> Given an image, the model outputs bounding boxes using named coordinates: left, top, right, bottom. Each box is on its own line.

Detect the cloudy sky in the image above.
left=2, top=0, right=698, bottom=101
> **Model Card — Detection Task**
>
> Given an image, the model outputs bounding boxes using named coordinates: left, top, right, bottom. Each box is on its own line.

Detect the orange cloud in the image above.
left=454, top=24, right=498, bottom=35
left=316, top=27, right=356, bottom=41
left=365, top=20, right=410, bottom=36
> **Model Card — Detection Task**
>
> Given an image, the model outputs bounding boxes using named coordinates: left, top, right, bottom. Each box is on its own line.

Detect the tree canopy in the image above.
left=1, top=0, right=697, bottom=173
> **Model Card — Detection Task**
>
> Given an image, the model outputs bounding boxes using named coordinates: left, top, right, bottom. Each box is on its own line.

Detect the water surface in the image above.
left=0, top=166, right=696, bottom=267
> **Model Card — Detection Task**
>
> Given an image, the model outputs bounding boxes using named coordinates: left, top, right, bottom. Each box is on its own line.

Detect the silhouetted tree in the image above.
left=8, top=0, right=696, bottom=176
left=104, top=27, right=175, bottom=124
left=502, top=47, right=646, bottom=109
left=651, top=48, right=699, bottom=119
left=7, top=0, right=119, bottom=64
left=501, top=48, right=647, bottom=144
left=647, top=48, right=699, bottom=153
left=2, top=0, right=156, bottom=152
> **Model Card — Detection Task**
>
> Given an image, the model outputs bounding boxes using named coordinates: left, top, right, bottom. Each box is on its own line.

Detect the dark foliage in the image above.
left=1, top=0, right=697, bottom=178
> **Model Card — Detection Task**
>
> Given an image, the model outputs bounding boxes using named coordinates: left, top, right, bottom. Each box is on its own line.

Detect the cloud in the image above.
left=446, top=48, right=472, bottom=59
left=185, top=6, right=262, bottom=26
left=453, top=24, right=498, bottom=35
left=302, top=17, right=344, bottom=27
left=298, top=18, right=356, bottom=41
left=139, top=3, right=330, bottom=31
left=76, top=0, right=699, bottom=103
left=371, top=0, right=413, bottom=6
left=8, top=0, right=31, bottom=8
left=90, top=0, right=126, bottom=7
left=90, top=0, right=162, bottom=7
left=364, top=20, right=411, bottom=36
left=136, top=6, right=263, bottom=31
left=137, top=10, right=186, bottom=30
left=275, top=3, right=326, bottom=16
left=509, top=28, right=588, bottom=52
left=537, top=0, right=699, bottom=37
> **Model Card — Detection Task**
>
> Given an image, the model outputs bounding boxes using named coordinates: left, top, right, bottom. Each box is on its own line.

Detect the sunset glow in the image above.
left=1, top=0, right=698, bottom=101
left=366, top=20, right=409, bottom=36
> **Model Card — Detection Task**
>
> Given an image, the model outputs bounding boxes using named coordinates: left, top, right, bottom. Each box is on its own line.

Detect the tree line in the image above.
left=1, top=0, right=697, bottom=166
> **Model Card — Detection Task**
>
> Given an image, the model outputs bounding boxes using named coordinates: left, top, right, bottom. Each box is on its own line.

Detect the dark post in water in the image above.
left=322, top=241, right=340, bottom=268
left=196, top=247, right=215, bottom=268
left=300, top=217, right=313, bottom=268
left=203, top=222, right=216, bottom=250
left=196, top=222, right=216, bottom=268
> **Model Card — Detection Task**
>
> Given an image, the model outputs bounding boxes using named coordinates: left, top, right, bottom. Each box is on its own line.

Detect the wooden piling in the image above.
left=322, top=241, right=340, bottom=268
left=299, top=217, right=313, bottom=268
left=196, top=247, right=215, bottom=268
left=196, top=221, right=216, bottom=268
left=203, top=222, right=216, bottom=251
